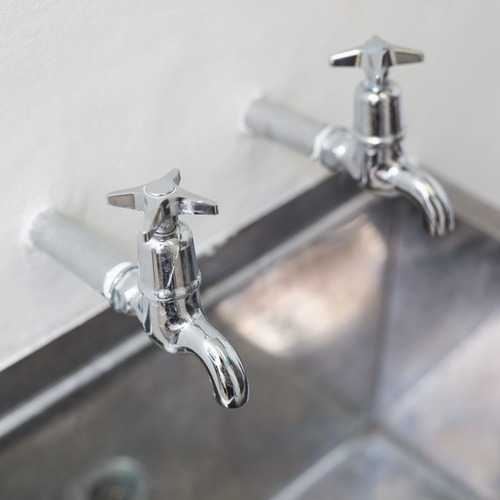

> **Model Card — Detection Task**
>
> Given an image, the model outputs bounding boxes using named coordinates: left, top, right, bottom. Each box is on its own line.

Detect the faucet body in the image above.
left=105, top=169, right=249, bottom=409
left=244, top=36, right=454, bottom=237
left=117, top=220, right=248, bottom=409
left=317, top=78, right=454, bottom=236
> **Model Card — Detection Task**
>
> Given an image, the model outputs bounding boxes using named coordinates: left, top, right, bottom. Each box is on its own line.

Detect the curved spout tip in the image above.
left=374, top=164, right=455, bottom=237
left=201, top=332, right=249, bottom=409
left=143, top=301, right=249, bottom=408
left=140, top=298, right=249, bottom=409
left=424, top=198, right=455, bottom=237
left=206, top=342, right=249, bottom=409
left=174, top=312, right=249, bottom=409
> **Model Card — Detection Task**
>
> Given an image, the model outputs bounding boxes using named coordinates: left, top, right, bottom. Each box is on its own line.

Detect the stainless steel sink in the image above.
left=1, top=184, right=499, bottom=499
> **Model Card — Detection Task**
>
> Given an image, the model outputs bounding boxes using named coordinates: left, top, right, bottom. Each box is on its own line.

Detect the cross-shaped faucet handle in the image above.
left=329, top=35, right=423, bottom=85
left=107, top=169, right=218, bottom=234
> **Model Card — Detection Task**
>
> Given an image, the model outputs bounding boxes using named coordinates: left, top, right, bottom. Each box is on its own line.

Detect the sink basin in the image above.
left=0, top=186, right=499, bottom=499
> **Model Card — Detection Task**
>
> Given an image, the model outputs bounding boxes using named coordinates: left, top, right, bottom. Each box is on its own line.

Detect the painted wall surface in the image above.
left=0, top=0, right=497, bottom=369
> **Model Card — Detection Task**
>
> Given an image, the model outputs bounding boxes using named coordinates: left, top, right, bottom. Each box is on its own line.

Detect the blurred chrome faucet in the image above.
left=31, top=169, right=249, bottom=409
left=244, top=36, right=454, bottom=236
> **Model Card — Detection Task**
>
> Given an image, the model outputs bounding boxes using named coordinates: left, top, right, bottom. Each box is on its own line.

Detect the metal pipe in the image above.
left=244, top=98, right=329, bottom=157
left=30, top=211, right=129, bottom=294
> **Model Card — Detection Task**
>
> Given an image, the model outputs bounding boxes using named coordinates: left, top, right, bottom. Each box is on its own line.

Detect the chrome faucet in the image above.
left=106, top=169, right=249, bottom=408
left=30, top=169, right=249, bottom=409
left=244, top=36, right=454, bottom=236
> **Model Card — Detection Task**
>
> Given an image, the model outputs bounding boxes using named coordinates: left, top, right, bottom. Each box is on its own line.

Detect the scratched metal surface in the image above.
left=1, top=201, right=500, bottom=499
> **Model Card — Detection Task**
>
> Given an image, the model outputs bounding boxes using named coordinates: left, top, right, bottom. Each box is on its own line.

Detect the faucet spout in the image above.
left=176, top=311, right=249, bottom=409
left=373, top=162, right=455, bottom=236
left=138, top=293, right=249, bottom=409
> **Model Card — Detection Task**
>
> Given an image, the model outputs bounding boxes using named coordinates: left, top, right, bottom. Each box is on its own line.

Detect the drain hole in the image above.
left=88, top=475, right=140, bottom=500
left=63, top=457, right=149, bottom=500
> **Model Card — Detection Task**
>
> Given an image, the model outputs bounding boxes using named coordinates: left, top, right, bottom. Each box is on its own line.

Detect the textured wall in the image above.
left=0, top=0, right=496, bottom=368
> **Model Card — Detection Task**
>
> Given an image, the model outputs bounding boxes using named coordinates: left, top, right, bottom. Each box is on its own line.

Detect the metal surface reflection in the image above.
left=215, top=216, right=387, bottom=357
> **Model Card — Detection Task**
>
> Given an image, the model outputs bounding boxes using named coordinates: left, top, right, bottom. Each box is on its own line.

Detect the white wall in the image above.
left=0, top=0, right=498, bottom=369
